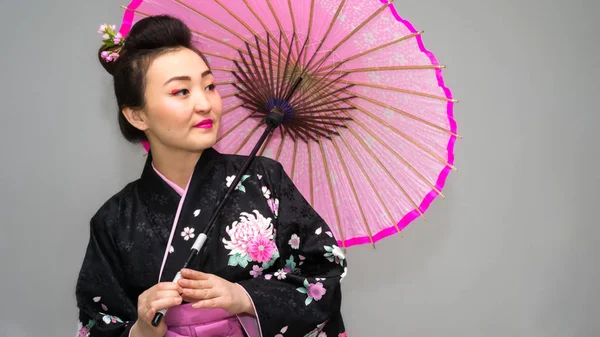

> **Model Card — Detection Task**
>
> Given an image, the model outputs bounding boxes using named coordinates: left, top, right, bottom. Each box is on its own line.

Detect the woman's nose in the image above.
left=193, top=93, right=211, bottom=113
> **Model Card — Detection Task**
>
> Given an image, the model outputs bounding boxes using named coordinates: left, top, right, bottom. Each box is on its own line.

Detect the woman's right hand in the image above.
left=130, top=282, right=183, bottom=337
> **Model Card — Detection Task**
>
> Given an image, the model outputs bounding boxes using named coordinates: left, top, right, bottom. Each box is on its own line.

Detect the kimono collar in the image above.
left=139, top=147, right=221, bottom=198
left=152, top=162, right=185, bottom=197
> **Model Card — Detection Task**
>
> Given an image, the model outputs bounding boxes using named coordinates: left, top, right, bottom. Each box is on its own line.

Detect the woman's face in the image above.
left=127, top=47, right=222, bottom=154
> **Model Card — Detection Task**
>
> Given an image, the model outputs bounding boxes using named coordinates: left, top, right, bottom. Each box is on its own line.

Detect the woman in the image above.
left=76, top=15, right=347, bottom=337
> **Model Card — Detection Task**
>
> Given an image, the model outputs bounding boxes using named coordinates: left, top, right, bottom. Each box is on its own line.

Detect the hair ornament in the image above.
left=98, top=24, right=125, bottom=62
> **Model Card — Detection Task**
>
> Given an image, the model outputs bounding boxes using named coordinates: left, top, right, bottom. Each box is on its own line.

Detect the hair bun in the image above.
left=124, top=15, right=192, bottom=51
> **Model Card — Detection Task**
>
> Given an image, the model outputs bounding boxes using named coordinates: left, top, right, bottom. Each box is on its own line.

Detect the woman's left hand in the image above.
left=177, top=268, right=255, bottom=316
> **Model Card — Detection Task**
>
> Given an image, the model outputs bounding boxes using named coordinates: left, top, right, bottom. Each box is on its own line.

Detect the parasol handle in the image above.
left=151, top=107, right=286, bottom=327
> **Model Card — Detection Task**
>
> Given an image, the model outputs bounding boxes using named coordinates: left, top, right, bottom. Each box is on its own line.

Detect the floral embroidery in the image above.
left=92, top=296, right=108, bottom=312
left=248, top=236, right=277, bottom=263
left=77, top=325, right=90, bottom=337
left=262, top=186, right=271, bottom=199
left=193, top=209, right=201, bottom=217
left=324, top=245, right=345, bottom=266
left=257, top=174, right=263, bottom=180
left=264, top=274, right=273, bottom=280
left=297, top=279, right=327, bottom=305
left=340, top=267, right=347, bottom=282
left=169, top=245, right=175, bottom=254
left=303, top=321, right=328, bottom=337
left=274, top=268, right=287, bottom=280
left=315, top=227, right=322, bottom=235
left=275, top=326, right=288, bottom=337
left=308, top=283, right=326, bottom=301
left=268, top=198, right=279, bottom=218
left=226, top=174, right=251, bottom=192
left=285, top=256, right=298, bottom=272
left=249, top=265, right=263, bottom=278
left=100, top=313, right=123, bottom=324
left=288, top=234, right=300, bottom=249
left=299, top=255, right=306, bottom=266
left=77, top=319, right=95, bottom=337
left=181, top=227, right=195, bottom=241
left=326, top=231, right=333, bottom=238
left=223, top=210, right=279, bottom=269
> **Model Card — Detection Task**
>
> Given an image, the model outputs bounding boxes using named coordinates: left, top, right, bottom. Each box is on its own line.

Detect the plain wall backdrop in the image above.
left=1, top=0, right=598, bottom=336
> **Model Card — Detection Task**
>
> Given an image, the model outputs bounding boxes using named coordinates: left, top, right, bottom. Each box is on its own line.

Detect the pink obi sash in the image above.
left=164, top=304, right=246, bottom=337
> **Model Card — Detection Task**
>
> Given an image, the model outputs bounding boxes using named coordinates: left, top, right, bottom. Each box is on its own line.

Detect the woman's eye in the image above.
left=205, top=83, right=216, bottom=91
left=171, top=89, right=190, bottom=96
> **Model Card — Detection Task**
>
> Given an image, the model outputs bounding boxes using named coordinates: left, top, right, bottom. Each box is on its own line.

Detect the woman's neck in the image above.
left=149, top=145, right=202, bottom=190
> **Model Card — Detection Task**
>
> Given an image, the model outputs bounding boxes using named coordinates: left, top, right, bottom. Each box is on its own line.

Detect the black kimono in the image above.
left=75, top=147, right=348, bottom=337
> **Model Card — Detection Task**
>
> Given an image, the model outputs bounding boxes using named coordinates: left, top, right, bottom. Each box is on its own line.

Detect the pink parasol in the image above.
left=116, top=0, right=459, bottom=249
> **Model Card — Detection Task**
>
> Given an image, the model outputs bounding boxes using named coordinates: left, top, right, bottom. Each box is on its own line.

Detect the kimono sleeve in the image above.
left=75, top=212, right=137, bottom=337
left=238, top=161, right=347, bottom=337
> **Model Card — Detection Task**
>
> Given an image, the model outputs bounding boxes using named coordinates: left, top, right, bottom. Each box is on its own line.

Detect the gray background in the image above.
left=1, top=0, right=598, bottom=336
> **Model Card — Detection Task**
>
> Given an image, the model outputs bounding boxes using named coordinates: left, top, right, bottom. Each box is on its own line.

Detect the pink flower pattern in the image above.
left=77, top=325, right=90, bottom=337
left=288, top=234, right=300, bottom=249
left=250, top=265, right=263, bottom=278
left=308, top=282, right=327, bottom=301
left=223, top=211, right=273, bottom=253
left=297, top=279, right=327, bottom=305
left=223, top=210, right=279, bottom=268
left=248, top=236, right=277, bottom=263
left=268, top=198, right=279, bottom=218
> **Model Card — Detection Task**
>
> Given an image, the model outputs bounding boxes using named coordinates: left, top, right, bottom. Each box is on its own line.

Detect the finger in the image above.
left=180, top=268, right=211, bottom=280
left=145, top=307, right=156, bottom=322
left=177, top=278, right=211, bottom=289
left=157, top=282, right=184, bottom=293
left=148, top=296, right=183, bottom=313
left=191, top=297, right=221, bottom=309
left=182, top=286, right=220, bottom=301
left=181, top=294, right=196, bottom=303
left=155, top=289, right=182, bottom=299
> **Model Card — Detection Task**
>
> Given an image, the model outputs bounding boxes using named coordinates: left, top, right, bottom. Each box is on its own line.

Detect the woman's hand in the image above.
left=177, top=268, right=255, bottom=316
left=130, top=282, right=183, bottom=337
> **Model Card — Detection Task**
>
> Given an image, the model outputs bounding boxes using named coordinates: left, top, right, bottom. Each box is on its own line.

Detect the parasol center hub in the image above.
left=266, top=98, right=295, bottom=125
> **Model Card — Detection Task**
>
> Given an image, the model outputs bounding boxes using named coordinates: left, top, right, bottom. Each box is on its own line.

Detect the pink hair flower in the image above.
left=98, top=22, right=125, bottom=62
left=113, top=33, right=123, bottom=44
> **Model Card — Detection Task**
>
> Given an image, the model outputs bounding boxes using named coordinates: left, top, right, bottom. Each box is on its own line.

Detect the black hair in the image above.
left=98, top=15, right=210, bottom=143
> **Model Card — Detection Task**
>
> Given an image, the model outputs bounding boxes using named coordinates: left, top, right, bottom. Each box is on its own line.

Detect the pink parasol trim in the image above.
left=118, top=0, right=143, bottom=36
left=335, top=2, right=458, bottom=248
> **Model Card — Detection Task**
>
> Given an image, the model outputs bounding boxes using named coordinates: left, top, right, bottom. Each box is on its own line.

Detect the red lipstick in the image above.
left=194, top=119, right=213, bottom=129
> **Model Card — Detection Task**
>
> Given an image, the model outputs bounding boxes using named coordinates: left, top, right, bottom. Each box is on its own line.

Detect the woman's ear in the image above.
left=121, top=107, right=149, bottom=131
